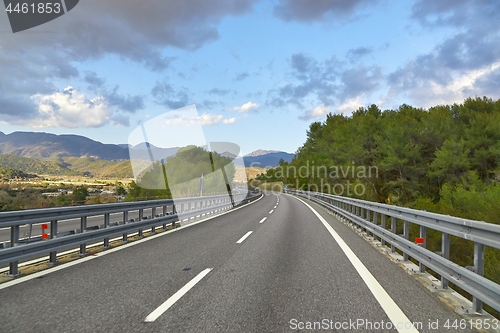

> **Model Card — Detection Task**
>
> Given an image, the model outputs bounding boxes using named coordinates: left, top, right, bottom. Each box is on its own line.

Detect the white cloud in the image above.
left=199, top=113, right=223, bottom=126
left=384, top=61, right=500, bottom=109
left=311, top=104, right=330, bottom=117
left=299, top=103, right=330, bottom=120
left=163, top=113, right=236, bottom=127
left=29, top=86, right=115, bottom=128
left=233, top=101, right=259, bottom=112
left=337, top=98, right=364, bottom=114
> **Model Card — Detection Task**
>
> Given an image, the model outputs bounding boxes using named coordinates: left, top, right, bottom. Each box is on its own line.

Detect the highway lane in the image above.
left=0, top=193, right=477, bottom=332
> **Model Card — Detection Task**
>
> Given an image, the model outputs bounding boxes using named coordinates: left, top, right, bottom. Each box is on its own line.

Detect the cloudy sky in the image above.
left=0, top=0, right=499, bottom=155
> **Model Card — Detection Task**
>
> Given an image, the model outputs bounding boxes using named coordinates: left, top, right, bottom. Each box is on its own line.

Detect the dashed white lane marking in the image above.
left=236, top=231, right=253, bottom=244
left=144, top=268, right=213, bottom=322
left=269, top=210, right=274, bottom=214
left=259, top=217, right=267, bottom=224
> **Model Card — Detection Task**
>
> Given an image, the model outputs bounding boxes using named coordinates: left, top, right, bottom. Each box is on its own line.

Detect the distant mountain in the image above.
left=0, top=132, right=294, bottom=176
left=0, top=131, right=182, bottom=162
left=219, top=151, right=238, bottom=160
left=128, top=143, right=179, bottom=161
left=244, top=149, right=281, bottom=157
left=0, top=131, right=129, bottom=160
left=243, top=151, right=294, bottom=168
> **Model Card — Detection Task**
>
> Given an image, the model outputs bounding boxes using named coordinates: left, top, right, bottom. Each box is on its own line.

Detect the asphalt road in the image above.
left=0, top=193, right=477, bottom=333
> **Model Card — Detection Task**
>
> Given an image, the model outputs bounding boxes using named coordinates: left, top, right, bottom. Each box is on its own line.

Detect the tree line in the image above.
left=258, top=96, right=500, bottom=313
left=262, top=96, right=500, bottom=224
left=126, top=146, right=235, bottom=201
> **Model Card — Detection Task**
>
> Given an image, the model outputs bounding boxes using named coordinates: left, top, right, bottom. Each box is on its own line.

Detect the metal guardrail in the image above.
left=1, top=191, right=261, bottom=276
left=286, top=190, right=500, bottom=314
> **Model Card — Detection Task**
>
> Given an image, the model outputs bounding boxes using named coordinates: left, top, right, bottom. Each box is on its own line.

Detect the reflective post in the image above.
left=103, top=213, right=110, bottom=248
left=123, top=211, right=129, bottom=242
left=80, top=216, right=87, bottom=256
left=9, top=225, right=20, bottom=276
left=49, top=220, right=58, bottom=264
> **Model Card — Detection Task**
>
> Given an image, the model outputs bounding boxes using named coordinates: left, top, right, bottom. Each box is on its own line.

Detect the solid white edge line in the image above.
left=144, top=268, right=212, bottom=322
left=0, top=194, right=264, bottom=289
left=236, top=231, right=253, bottom=244
left=259, top=217, right=267, bottom=224
left=269, top=209, right=274, bottom=214
left=290, top=195, right=420, bottom=333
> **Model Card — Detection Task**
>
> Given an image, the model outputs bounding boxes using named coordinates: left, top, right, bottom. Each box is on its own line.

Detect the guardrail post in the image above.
left=103, top=213, right=110, bottom=248
left=123, top=211, right=129, bottom=242
left=441, top=233, right=450, bottom=289
left=373, top=212, right=378, bottom=241
left=403, top=220, right=409, bottom=261
left=419, top=225, right=427, bottom=273
left=162, top=205, right=167, bottom=230
left=473, top=242, right=485, bottom=313
left=360, top=208, right=366, bottom=233
left=138, top=209, right=144, bottom=237
left=80, top=216, right=87, bottom=256
left=49, top=220, right=58, bottom=264
left=381, top=215, right=386, bottom=247
left=391, top=217, right=396, bottom=253
left=151, top=207, right=157, bottom=233
left=9, top=225, right=20, bottom=276
left=172, top=204, right=177, bottom=228
left=365, top=209, right=371, bottom=237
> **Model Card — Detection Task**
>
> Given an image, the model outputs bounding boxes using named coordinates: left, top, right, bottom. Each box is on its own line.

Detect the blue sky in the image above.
left=1, top=0, right=499, bottom=155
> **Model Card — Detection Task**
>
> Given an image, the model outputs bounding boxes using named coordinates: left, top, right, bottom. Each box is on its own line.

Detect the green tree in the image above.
left=71, top=187, right=88, bottom=203
left=428, top=139, right=470, bottom=188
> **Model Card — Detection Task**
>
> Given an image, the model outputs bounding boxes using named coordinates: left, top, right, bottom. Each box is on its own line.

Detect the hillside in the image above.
left=0, top=131, right=129, bottom=160
left=0, top=154, right=80, bottom=176
left=0, top=165, right=36, bottom=179
left=0, top=154, right=137, bottom=179
left=61, top=157, right=134, bottom=178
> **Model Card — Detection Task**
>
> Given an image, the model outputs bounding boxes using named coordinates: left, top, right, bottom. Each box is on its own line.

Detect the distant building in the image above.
left=42, top=192, right=61, bottom=197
